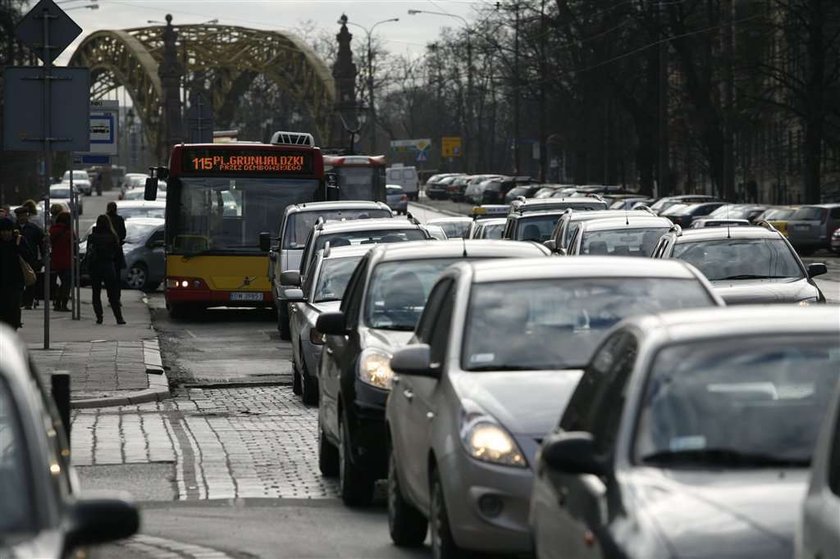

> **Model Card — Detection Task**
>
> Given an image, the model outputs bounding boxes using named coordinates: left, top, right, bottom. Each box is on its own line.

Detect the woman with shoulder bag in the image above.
left=87, top=214, right=125, bottom=325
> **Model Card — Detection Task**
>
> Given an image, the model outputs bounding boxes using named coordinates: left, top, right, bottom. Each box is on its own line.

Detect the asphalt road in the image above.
left=78, top=200, right=840, bottom=558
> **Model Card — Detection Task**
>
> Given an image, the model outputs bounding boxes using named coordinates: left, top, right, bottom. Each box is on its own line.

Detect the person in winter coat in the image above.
left=87, top=214, right=125, bottom=325
left=14, top=206, right=44, bottom=310
left=0, top=217, right=34, bottom=329
left=50, top=211, right=74, bottom=312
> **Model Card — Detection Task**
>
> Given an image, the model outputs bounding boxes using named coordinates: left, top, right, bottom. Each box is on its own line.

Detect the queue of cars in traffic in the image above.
left=263, top=188, right=838, bottom=559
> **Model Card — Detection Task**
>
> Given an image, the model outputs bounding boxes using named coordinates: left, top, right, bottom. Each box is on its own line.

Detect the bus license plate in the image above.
left=230, top=292, right=264, bottom=302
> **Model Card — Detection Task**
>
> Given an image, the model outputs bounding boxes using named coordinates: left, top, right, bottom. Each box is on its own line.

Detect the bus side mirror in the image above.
left=144, top=178, right=157, bottom=201
left=325, top=172, right=340, bottom=201
left=259, top=232, right=272, bottom=253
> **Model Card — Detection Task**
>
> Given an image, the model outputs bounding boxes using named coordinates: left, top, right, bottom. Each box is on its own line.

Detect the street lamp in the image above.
left=338, top=106, right=367, bottom=155
left=339, top=15, right=399, bottom=154
left=408, top=9, right=473, bottom=172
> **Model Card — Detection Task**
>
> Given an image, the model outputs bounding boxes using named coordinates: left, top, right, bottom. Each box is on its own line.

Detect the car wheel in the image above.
left=388, top=444, right=427, bottom=546
left=300, top=349, right=318, bottom=406
left=338, top=414, right=375, bottom=507
left=126, top=263, right=148, bottom=290
left=318, top=418, right=339, bottom=477
left=277, top=303, right=291, bottom=340
left=430, top=468, right=463, bottom=559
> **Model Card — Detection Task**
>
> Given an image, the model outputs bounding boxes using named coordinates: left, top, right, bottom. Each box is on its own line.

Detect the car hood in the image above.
left=452, top=370, right=583, bottom=436
left=626, top=467, right=806, bottom=558
left=711, top=277, right=819, bottom=304
left=360, top=327, right=415, bottom=354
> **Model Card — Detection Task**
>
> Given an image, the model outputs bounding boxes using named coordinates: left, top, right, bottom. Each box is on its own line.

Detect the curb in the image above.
left=409, top=200, right=467, bottom=218
left=70, top=338, right=169, bottom=409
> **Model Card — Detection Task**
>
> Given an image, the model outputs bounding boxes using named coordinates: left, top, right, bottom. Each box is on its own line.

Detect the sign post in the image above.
left=5, top=0, right=87, bottom=348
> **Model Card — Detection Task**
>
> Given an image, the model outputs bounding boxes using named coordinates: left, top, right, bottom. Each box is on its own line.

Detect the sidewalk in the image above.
left=18, top=288, right=169, bottom=408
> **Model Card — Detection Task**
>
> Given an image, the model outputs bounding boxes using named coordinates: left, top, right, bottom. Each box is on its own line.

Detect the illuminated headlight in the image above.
left=460, top=411, right=527, bottom=468
left=359, top=350, right=394, bottom=389
left=798, top=298, right=818, bottom=306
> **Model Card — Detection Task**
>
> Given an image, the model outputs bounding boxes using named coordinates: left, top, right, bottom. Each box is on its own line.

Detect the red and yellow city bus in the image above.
left=157, top=140, right=326, bottom=317
left=323, top=154, right=387, bottom=202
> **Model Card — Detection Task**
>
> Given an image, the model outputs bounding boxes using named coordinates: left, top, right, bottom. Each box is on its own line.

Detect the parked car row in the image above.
left=265, top=195, right=837, bottom=559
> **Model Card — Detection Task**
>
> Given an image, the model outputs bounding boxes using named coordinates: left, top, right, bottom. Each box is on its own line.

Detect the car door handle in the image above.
left=402, top=389, right=414, bottom=401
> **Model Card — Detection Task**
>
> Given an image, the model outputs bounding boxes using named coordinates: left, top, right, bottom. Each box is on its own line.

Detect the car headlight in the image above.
left=798, top=297, right=818, bottom=306
left=358, top=350, right=394, bottom=389
left=460, top=408, right=527, bottom=468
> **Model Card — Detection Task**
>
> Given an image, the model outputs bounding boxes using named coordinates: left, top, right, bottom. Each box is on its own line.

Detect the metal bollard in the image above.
left=51, top=372, right=71, bottom=445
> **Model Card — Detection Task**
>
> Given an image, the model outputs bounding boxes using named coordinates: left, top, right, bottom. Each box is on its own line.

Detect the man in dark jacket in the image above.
left=0, top=217, right=33, bottom=329
left=106, top=202, right=126, bottom=242
left=14, top=206, right=44, bottom=310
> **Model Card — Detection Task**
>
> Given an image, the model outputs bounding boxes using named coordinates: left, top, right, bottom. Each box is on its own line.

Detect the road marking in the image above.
left=121, top=534, right=233, bottom=558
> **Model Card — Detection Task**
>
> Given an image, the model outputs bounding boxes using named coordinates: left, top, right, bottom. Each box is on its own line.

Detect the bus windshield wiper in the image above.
left=640, top=448, right=809, bottom=468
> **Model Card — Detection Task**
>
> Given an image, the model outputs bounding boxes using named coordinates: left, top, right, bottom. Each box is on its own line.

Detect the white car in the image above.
left=49, top=183, right=83, bottom=215
left=798, top=379, right=840, bottom=559
left=62, top=170, right=92, bottom=195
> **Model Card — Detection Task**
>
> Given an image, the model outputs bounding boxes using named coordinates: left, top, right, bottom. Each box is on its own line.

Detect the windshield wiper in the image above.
left=640, top=448, right=809, bottom=468
left=716, top=274, right=791, bottom=280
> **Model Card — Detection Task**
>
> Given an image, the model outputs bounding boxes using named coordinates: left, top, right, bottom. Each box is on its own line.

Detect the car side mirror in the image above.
left=540, top=431, right=604, bottom=476
left=259, top=232, right=272, bottom=253
left=391, top=344, right=439, bottom=379
left=280, top=270, right=301, bottom=286
left=316, top=311, right=347, bottom=336
left=66, top=495, right=140, bottom=549
left=543, top=239, right=556, bottom=251
left=143, top=178, right=157, bottom=201
left=283, top=288, right=305, bottom=303
left=807, top=262, right=828, bottom=278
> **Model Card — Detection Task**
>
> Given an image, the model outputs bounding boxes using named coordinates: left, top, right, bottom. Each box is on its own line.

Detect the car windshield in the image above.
left=283, top=209, right=392, bottom=249
left=581, top=227, right=670, bottom=256
left=635, top=335, right=840, bottom=468
left=119, top=206, right=165, bottom=220
left=63, top=170, right=88, bottom=181
left=313, top=255, right=364, bottom=303
left=481, top=223, right=505, bottom=239
left=708, top=205, right=746, bottom=219
left=124, top=222, right=160, bottom=245
left=315, top=228, right=426, bottom=254
left=432, top=221, right=471, bottom=239
left=515, top=214, right=563, bottom=241
left=364, top=259, right=458, bottom=331
left=761, top=208, right=795, bottom=220
left=386, top=186, right=403, bottom=195
left=335, top=167, right=385, bottom=200
left=50, top=187, right=71, bottom=198
left=0, top=379, right=34, bottom=534
left=791, top=207, right=827, bottom=221
left=462, top=278, right=715, bottom=371
left=672, top=238, right=803, bottom=280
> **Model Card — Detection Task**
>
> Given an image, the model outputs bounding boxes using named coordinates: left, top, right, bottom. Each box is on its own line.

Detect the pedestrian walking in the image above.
left=49, top=212, right=73, bottom=312
left=0, top=217, right=34, bottom=330
left=14, top=206, right=44, bottom=310
left=87, top=214, right=125, bottom=325
left=107, top=201, right=127, bottom=243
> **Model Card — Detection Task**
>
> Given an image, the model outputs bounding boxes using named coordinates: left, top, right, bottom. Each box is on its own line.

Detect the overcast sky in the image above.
left=54, top=0, right=494, bottom=64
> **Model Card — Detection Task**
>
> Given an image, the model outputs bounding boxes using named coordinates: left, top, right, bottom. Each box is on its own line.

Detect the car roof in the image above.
left=512, top=210, right=571, bottom=219
left=321, top=244, right=372, bottom=260
left=427, top=217, right=473, bottom=224
left=116, top=200, right=166, bottom=208
left=316, top=218, right=420, bottom=233
left=798, top=203, right=840, bottom=209
left=517, top=197, right=606, bottom=209
left=464, top=256, right=699, bottom=283
left=565, top=209, right=650, bottom=223
left=285, top=200, right=390, bottom=215
left=370, top=239, right=550, bottom=262
left=580, top=215, right=673, bottom=231
left=125, top=217, right=165, bottom=226
left=627, top=306, right=840, bottom=343
left=674, top=225, right=781, bottom=242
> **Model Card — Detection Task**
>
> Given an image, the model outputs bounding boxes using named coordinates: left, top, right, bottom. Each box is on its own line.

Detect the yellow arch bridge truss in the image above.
left=70, top=24, right=336, bottom=151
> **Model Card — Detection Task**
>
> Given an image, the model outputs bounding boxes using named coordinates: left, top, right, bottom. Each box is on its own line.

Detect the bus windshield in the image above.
left=336, top=167, right=385, bottom=200
left=170, top=177, right=320, bottom=254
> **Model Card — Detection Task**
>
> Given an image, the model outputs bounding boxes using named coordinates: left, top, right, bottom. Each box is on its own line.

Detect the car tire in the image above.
left=430, top=468, right=464, bottom=559
left=126, top=263, right=149, bottom=291
left=388, top=445, right=427, bottom=546
left=318, top=419, right=339, bottom=477
left=339, top=414, right=375, bottom=507
left=277, top=303, right=291, bottom=340
left=300, top=353, right=318, bottom=406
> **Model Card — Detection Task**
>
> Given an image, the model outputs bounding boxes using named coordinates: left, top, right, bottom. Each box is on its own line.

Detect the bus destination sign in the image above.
left=183, top=148, right=313, bottom=175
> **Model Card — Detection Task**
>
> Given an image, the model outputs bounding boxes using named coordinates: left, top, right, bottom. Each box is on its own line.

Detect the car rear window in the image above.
left=283, top=209, right=392, bottom=249
left=792, top=207, right=827, bottom=221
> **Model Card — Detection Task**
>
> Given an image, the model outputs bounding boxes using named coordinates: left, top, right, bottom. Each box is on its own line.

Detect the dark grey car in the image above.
left=530, top=306, right=840, bottom=559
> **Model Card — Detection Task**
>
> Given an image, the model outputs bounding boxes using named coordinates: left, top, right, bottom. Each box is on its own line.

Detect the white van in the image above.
left=385, top=164, right=419, bottom=200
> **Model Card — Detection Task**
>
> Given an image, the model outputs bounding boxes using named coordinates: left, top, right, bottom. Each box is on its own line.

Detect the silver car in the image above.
left=286, top=244, right=370, bottom=405
left=80, top=218, right=165, bottom=291
left=386, top=184, right=408, bottom=215
left=386, top=257, right=723, bottom=557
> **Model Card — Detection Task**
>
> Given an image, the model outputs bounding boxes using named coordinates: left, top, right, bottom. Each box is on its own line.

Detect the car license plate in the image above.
left=230, top=292, right=263, bottom=302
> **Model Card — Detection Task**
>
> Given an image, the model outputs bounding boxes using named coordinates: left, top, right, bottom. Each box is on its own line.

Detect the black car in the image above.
left=651, top=223, right=828, bottom=304
left=481, top=176, right=536, bottom=204
left=425, top=174, right=464, bottom=200
left=0, top=325, right=139, bottom=556
left=315, top=240, right=550, bottom=506
left=530, top=306, right=840, bottom=559
left=662, top=201, right=727, bottom=228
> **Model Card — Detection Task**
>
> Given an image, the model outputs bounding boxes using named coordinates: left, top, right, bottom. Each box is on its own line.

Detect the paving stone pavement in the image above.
left=72, top=385, right=339, bottom=501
